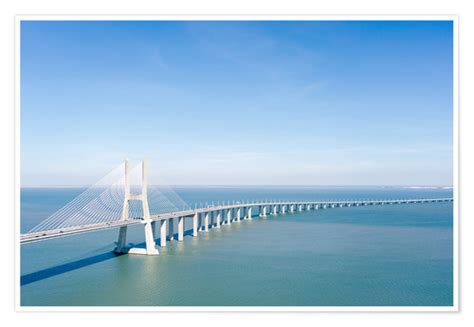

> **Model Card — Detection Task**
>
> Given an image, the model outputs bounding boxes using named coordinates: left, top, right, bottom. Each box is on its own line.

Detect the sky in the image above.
left=20, top=20, right=453, bottom=186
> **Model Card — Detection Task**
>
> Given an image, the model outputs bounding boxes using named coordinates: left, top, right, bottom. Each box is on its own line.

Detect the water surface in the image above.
left=20, top=186, right=453, bottom=306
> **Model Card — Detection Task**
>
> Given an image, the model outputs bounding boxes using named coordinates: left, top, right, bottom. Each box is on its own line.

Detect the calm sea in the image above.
left=20, top=186, right=454, bottom=306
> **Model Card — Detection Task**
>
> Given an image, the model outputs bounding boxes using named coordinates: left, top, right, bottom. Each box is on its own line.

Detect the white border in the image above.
left=14, top=15, right=459, bottom=312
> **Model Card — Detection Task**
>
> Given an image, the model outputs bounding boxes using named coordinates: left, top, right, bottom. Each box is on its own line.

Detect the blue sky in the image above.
left=21, top=20, right=453, bottom=186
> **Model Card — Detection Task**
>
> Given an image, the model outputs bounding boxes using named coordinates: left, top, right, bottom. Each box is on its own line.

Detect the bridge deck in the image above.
left=20, top=198, right=453, bottom=244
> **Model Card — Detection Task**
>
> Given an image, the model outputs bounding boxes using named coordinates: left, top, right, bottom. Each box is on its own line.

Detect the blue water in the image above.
left=20, top=186, right=454, bottom=306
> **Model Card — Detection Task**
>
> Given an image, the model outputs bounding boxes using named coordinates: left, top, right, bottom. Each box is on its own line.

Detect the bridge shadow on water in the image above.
left=21, top=228, right=198, bottom=287
left=21, top=251, right=125, bottom=286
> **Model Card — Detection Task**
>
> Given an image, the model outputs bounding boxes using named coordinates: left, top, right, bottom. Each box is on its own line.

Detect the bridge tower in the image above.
left=114, top=159, right=159, bottom=256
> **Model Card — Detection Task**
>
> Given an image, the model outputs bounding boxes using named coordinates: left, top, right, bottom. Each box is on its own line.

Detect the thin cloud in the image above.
left=303, top=81, right=325, bottom=93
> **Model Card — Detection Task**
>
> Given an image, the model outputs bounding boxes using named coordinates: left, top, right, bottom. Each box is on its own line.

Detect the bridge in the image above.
left=20, top=160, right=454, bottom=256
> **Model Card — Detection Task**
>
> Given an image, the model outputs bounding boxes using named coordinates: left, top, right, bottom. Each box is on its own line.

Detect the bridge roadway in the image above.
left=20, top=197, right=453, bottom=245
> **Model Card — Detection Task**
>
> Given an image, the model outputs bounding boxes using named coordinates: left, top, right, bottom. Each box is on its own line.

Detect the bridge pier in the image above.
left=193, top=213, right=198, bottom=236
left=160, top=220, right=167, bottom=247
left=262, top=206, right=267, bottom=217
left=272, top=205, right=277, bottom=215
left=227, top=208, right=232, bottom=225
left=247, top=207, right=252, bottom=220
left=281, top=205, right=286, bottom=214
left=236, top=207, right=241, bottom=222
left=178, top=217, right=184, bottom=241
left=204, top=212, right=210, bottom=232
left=144, top=220, right=158, bottom=254
left=115, top=226, right=128, bottom=253
left=216, top=210, right=221, bottom=228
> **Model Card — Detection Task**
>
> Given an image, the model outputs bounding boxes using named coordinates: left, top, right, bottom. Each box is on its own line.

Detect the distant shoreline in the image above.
left=20, top=185, right=454, bottom=189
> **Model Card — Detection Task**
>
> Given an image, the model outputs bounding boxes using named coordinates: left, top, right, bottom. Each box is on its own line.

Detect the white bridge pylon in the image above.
left=115, top=159, right=159, bottom=256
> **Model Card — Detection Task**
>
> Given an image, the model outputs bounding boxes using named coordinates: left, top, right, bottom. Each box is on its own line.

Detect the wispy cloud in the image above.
left=148, top=47, right=167, bottom=69
left=303, top=81, right=325, bottom=93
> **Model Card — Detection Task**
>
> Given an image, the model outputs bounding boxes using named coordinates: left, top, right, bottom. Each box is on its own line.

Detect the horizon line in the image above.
left=20, top=184, right=454, bottom=188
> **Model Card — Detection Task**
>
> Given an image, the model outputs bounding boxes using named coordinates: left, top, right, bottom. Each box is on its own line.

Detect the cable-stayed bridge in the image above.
left=20, top=160, right=454, bottom=255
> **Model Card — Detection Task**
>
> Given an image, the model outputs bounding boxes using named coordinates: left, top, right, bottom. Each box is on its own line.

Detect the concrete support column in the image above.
left=290, top=205, right=294, bottom=213
left=248, top=207, right=252, bottom=220
left=281, top=205, right=286, bottom=214
left=178, top=217, right=184, bottom=241
left=227, top=208, right=232, bottom=225
left=115, top=226, right=128, bottom=253
left=143, top=221, right=158, bottom=255
left=262, top=206, right=267, bottom=217
left=299, top=204, right=302, bottom=212
left=193, top=213, right=198, bottom=237
left=169, top=218, right=174, bottom=241
left=273, top=205, right=277, bottom=215
left=204, top=212, right=209, bottom=232
left=236, top=207, right=241, bottom=222
left=216, top=210, right=221, bottom=228
left=160, top=220, right=167, bottom=247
